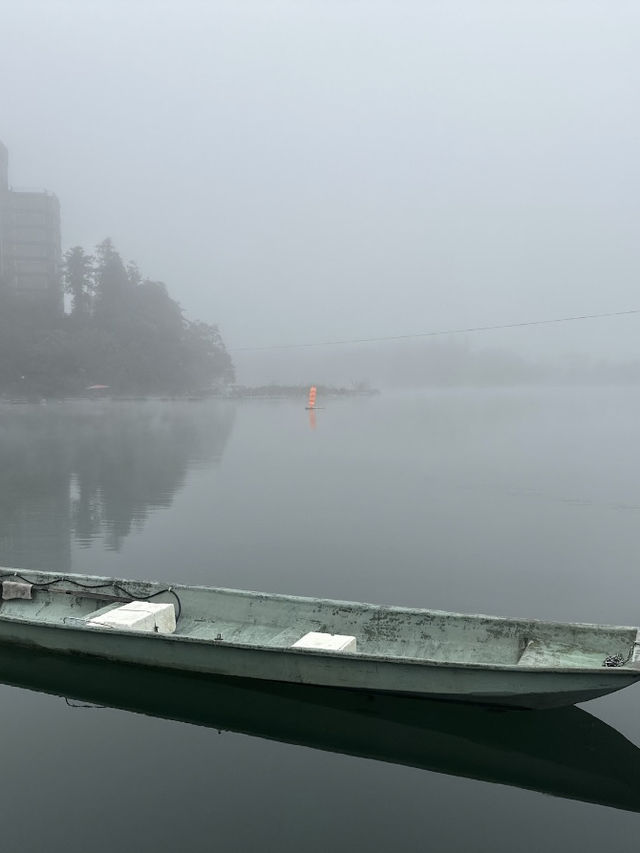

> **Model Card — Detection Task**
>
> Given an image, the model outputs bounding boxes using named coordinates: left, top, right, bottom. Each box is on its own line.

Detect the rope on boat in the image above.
left=602, top=645, right=635, bottom=668
left=0, top=573, right=183, bottom=622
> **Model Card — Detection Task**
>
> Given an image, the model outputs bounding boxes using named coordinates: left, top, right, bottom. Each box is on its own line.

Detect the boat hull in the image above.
left=0, top=615, right=635, bottom=710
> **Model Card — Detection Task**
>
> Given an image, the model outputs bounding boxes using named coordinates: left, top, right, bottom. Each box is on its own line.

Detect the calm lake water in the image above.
left=0, top=388, right=639, bottom=851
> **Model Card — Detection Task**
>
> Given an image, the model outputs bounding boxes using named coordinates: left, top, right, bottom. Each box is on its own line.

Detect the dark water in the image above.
left=0, top=390, right=639, bottom=852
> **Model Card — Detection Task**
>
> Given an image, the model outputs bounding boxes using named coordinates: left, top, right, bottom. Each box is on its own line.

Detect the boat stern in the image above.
left=629, top=629, right=640, bottom=669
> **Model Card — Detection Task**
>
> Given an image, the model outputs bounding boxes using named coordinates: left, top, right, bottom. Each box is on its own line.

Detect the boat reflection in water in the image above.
left=1, top=644, right=639, bottom=814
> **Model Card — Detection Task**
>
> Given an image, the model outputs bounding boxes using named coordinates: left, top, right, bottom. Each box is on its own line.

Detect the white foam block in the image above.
left=293, top=631, right=357, bottom=653
left=89, top=601, right=176, bottom=634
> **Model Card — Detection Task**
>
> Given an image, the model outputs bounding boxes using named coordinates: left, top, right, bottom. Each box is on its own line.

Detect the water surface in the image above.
left=0, top=389, right=638, bottom=851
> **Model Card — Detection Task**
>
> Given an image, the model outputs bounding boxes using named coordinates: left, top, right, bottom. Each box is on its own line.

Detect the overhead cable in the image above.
left=232, top=308, right=640, bottom=352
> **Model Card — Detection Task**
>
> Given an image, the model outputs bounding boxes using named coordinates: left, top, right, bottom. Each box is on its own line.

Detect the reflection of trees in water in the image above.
left=0, top=401, right=235, bottom=568
left=0, top=406, right=73, bottom=571
left=70, top=403, right=234, bottom=549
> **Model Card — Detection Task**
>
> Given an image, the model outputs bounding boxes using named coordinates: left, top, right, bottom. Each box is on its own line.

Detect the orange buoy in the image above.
left=306, top=386, right=317, bottom=410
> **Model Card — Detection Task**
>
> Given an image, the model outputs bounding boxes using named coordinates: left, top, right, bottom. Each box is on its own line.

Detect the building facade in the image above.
left=0, top=139, right=63, bottom=313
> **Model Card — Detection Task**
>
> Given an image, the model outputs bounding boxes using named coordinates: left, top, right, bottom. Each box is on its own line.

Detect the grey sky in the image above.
left=2, top=1, right=639, bottom=379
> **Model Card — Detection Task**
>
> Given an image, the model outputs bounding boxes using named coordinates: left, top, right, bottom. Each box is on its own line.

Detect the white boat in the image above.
left=0, top=567, right=638, bottom=709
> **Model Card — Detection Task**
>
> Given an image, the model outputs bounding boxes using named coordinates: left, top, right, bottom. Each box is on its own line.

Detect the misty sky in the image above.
left=2, top=1, right=639, bottom=378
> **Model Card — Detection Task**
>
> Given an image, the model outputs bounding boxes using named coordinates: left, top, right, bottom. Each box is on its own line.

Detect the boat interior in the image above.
left=0, top=572, right=637, bottom=670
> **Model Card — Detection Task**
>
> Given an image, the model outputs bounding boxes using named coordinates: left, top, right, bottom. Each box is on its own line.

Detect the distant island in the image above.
left=0, top=239, right=235, bottom=398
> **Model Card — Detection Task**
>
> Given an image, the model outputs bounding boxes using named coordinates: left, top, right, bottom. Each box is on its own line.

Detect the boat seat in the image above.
left=88, top=601, right=176, bottom=634
left=293, top=631, right=357, bottom=653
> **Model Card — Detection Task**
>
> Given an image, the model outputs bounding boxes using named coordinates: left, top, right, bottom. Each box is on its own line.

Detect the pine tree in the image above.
left=93, top=238, right=131, bottom=326
left=63, top=246, right=94, bottom=318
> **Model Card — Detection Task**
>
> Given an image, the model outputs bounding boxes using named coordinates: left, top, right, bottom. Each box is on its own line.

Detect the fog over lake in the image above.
left=2, top=1, right=640, bottom=849
left=2, top=1, right=640, bottom=370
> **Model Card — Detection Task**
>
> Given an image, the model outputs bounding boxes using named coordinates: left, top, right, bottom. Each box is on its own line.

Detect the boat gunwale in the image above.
left=0, top=569, right=638, bottom=677
left=2, top=567, right=637, bottom=633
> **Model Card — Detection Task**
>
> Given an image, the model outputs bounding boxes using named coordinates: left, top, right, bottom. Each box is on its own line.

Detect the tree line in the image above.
left=0, top=239, right=234, bottom=397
